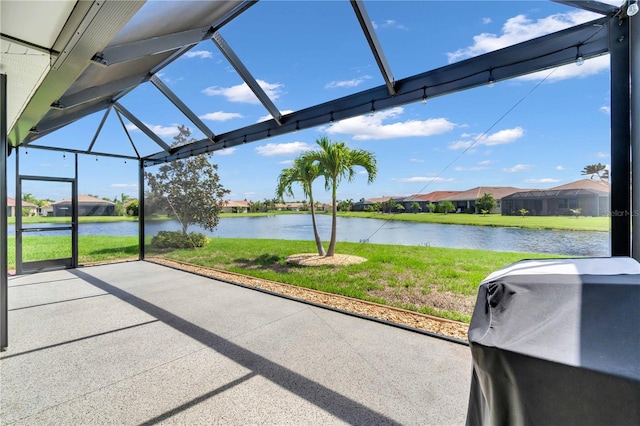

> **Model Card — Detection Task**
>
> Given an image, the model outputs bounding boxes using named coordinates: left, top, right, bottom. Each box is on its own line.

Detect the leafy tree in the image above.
left=438, top=200, right=455, bottom=214
left=476, top=193, right=497, bottom=213
left=126, top=199, right=139, bottom=216
left=396, top=203, right=405, bottom=213
left=145, top=125, right=229, bottom=235
left=569, top=207, right=582, bottom=218
left=427, top=202, right=437, bottom=213
left=519, top=208, right=529, bottom=217
left=304, top=136, right=377, bottom=256
left=410, top=201, right=422, bottom=213
left=276, top=156, right=325, bottom=256
left=337, top=199, right=353, bottom=212
left=22, top=192, right=38, bottom=205
left=581, top=163, right=608, bottom=181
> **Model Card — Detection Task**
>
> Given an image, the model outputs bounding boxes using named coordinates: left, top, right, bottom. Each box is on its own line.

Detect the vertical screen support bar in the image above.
left=1, top=73, right=8, bottom=351
left=72, top=154, right=79, bottom=267
left=631, top=15, right=639, bottom=261
left=138, top=160, right=145, bottom=260
left=609, top=18, right=632, bottom=257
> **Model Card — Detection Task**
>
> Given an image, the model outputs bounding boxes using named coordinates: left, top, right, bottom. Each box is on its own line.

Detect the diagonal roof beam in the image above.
left=87, top=106, right=112, bottom=153
left=144, top=15, right=610, bottom=165
left=8, top=1, right=144, bottom=147
left=23, top=98, right=116, bottom=144
left=113, top=102, right=171, bottom=152
left=211, top=32, right=283, bottom=126
left=150, top=75, right=215, bottom=141
left=350, top=0, right=396, bottom=96
left=92, top=1, right=258, bottom=66
left=551, top=1, right=620, bottom=15
left=56, top=74, right=149, bottom=110
left=114, top=109, right=141, bottom=159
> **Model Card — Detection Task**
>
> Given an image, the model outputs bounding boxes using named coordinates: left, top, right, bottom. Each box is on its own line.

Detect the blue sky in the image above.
left=9, top=1, right=621, bottom=203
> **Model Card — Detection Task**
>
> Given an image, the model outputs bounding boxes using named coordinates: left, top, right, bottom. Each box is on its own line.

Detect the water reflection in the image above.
left=9, top=214, right=609, bottom=256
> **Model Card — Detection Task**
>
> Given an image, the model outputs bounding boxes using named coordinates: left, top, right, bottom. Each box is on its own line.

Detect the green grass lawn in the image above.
left=148, top=238, right=558, bottom=322
left=7, top=236, right=562, bottom=322
left=7, top=236, right=139, bottom=266
left=337, top=211, right=609, bottom=232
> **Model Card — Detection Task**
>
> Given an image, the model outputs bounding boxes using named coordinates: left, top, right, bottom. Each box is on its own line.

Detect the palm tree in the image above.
left=276, top=156, right=326, bottom=256
left=304, top=136, right=377, bottom=257
left=581, top=163, right=608, bottom=180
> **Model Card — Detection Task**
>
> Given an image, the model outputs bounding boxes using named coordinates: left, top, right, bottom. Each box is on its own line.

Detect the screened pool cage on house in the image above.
left=1, top=0, right=638, bottom=352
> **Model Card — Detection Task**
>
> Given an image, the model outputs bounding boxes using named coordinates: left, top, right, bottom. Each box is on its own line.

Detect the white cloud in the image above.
left=555, top=165, right=566, bottom=171
left=478, top=160, right=492, bottom=165
left=125, top=122, right=180, bottom=137
left=502, top=164, right=532, bottom=173
left=596, top=151, right=609, bottom=158
left=243, top=192, right=256, bottom=196
left=324, top=107, right=455, bottom=140
left=447, top=9, right=610, bottom=82
left=410, top=158, right=424, bottom=163
left=199, top=111, right=243, bottom=121
left=278, top=160, right=294, bottom=165
left=257, top=110, right=295, bottom=123
left=516, top=55, right=609, bottom=83
left=524, top=178, right=561, bottom=184
left=447, top=10, right=599, bottom=63
left=216, top=148, right=236, bottom=156
left=599, top=105, right=610, bottom=115
left=482, top=17, right=492, bottom=24
left=202, top=79, right=283, bottom=104
left=325, top=75, right=372, bottom=89
left=255, top=141, right=313, bottom=156
left=184, top=50, right=213, bottom=59
left=372, top=19, right=407, bottom=30
left=392, top=176, right=454, bottom=183
left=448, top=127, right=524, bottom=150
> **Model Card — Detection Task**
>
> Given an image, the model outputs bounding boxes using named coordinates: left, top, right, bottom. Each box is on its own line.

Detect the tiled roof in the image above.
left=550, top=179, right=610, bottom=192
left=52, top=195, right=115, bottom=205
left=403, top=191, right=460, bottom=202
left=442, top=187, right=525, bottom=201
left=6, top=197, right=37, bottom=208
left=225, top=200, right=250, bottom=208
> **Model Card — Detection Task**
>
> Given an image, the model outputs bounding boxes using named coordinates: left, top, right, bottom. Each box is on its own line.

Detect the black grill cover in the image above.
left=466, top=257, right=640, bottom=426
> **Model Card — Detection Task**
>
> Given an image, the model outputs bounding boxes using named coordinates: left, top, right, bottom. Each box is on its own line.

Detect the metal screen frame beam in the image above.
left=632, top=15, right=639, bottom=261
left=150, top=75, right=215, bottom=141
left=1, top=73, right=8, bottom=351
left=93, top=1, right=257, bottom=67
left=609, top=17, right=631, bottom=256
left=551, top=0, right=620, bottom=15
left=211, top=32, right=282, bottom=125
left=139, top=160, right=145, bottom=261
left=113, top=103, right=171, bottom=152
left=56, top=75, right=147, bottom=110
left=351, top=0, right=396, bottom=96
left=145, top=16, right=610, bottom=164
left=87, top=107, right=112, bottom=153
left=8, top=1, right=144, bottom=147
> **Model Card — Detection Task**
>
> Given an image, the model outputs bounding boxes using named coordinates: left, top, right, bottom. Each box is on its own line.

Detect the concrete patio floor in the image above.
left=1, top=261, right=471, bottom=425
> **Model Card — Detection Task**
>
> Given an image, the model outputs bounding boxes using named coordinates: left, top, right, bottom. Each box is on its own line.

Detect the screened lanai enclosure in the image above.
left=1, top=0, right=639, bottom=423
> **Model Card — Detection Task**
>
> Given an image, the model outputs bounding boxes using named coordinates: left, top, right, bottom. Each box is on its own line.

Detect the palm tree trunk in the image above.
left=327, top=180, right=338, bottom=256
left=309, top=194, right=325, bottom=256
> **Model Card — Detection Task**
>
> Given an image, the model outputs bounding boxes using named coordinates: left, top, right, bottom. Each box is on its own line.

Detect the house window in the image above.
left=558, top=198, right=578, bottom=209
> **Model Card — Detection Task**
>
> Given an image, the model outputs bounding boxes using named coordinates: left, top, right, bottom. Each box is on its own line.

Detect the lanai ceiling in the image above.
left=0, top=0, right=631, bottom=166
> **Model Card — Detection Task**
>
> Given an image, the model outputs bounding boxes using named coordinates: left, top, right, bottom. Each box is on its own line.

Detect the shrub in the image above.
left=151, top=231, right=208, bottom=249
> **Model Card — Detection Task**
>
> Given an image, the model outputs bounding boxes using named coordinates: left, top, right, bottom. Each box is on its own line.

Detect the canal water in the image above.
left=9, top=214, right=609, bottom=256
